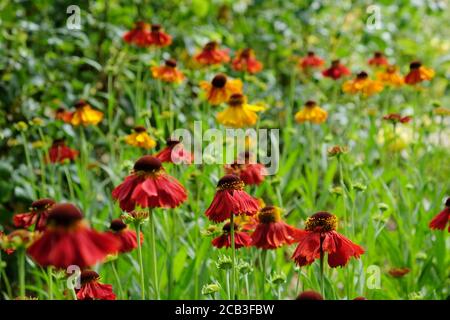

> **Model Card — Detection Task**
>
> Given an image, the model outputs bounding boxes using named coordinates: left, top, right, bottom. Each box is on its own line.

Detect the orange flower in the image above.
left=151, top=59, right=184, bottom=84
left=194, top=41, right=230, bottom=66
left=376, top=65, right=404, bottom=87
left=232, top=48, right=263, bottom=74
left=368, top=51, right=389, bottom=67
left=55, top=107, right=73, bottom=123
left=295, top=100, right=327, bottom=124
left=404, top=61, right=434, bottom=85
left=342, top=71, right=383, bottom=97
left=148, top=24, right=172, bottom=47
left=70, top=100, right=103, bottom=126
left=199, top=74, right=242, bottom=105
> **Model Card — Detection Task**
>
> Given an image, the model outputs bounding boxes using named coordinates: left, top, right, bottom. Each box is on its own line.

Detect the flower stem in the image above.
left=245, top=274, right=250, bottom=300
left=20, top=132, right=37, bottom=198
left=260, top=250, right=267, bottom=299
left=18, top=248, right=26, bottom=298
left=149, top=211, right=160, bottom=299
left=47, top=267, right=53, bottom=300
left=135, top=222, right=145, bottom=300
left=230, top=213, right=236, bottom=300
left=111, top=260, right=124, bottom=299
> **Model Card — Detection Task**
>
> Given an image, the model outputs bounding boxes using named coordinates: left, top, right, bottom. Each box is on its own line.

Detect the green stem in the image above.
left=245, top=274, right=250, bottom=300
left=135, top=223, right=145, bottom=300
left=20, top=132, right=37, bottom=198
left=111, top=260, right=124, bottom=299
left=260, top=250, right=267, bottom=299
left=230, top=214, right=236, bottom=300
left=149, top=211, right=160, bottom=299
left=18, top=248, right=26, bottom=298
left=47, top=267, right=53, bottom=300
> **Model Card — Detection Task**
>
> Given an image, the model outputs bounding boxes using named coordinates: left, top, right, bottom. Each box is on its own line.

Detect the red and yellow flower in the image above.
left=376, top=65, right=404, bottom=87
left=194, top=41, right=230, bottom=65
left=342, top=71, right=383, bottom=97
left=216, top=93, right=265, bottom=128
left=232, top=48, right=263, bottom=74
left=368, top=51, right=389, bottom=67
left=151, top=59, right=184, bottom=84
left=404, top=61, right=434, bottom=85
left=199, top=74, right=243, bottom=105
left=70, top=100, right=104, bottom=126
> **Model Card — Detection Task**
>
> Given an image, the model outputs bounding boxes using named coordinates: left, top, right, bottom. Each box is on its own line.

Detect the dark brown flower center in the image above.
left=307, top=51, right=315, bottom=56
left=31, top=198, right=55, bottom=211
left=305, top=212, right=337, bottom=232
left=241, top=48, right=252, bottom=58
left=47, top=203, right=83, bottom=227
left=222, top=222, right=239, bottom=233
left=165, top=59, right=177, bottom=68
left=151, top=24, right=161, bottom=32
left=110, top=219, right=127, bottom=232
left=212, top=74, right=227, bottom=88
left=133, top=126, right=147, bottom=133
left=229, top=93, right=245, bottom=107
left=258, top=206, right=281, bottom=223
left=331, top=59, right=340, bottom=67
left=296, top=290, right=324, bottom=300
left=52, top=139, right=66, bottom=147
left=80, top=270, right=100, bottom=284
left=166, top=138, right=181, bottom=147
left=205, top=41, right=218, bottom=51
left=374, top=51, right=383, bottom=58
left=305, top=100, right=317, bottom=108
left=133, top=156, right=162, bottom=173
left=74, top=100, right=88, bottom=109
left=136, top=21, right=149, bottom=30
left=445, top=197, right=450, bottom=207
left=217, top=174, right=244, bottom=191
left=410, top=61, right=421, bottom=69
left=357, top=71, right=368, bottom=80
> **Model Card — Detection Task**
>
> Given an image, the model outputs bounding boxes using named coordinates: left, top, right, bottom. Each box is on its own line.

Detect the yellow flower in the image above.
left=200, top=74, right=243, bottom=105
left=124, top=126, right=156, bottom=149
left=70, top=100, right=103, bottom=126
left=433, top=107, right=450, bottom=117
left=376, top=66, right=404, bottom=87
left=216, top=94, right=265, bottom=128
left=343, top=71, right=384, bottom=97
left=151, top=59, right=185, bottom=84
left=294, top=100, right=328, bottom=124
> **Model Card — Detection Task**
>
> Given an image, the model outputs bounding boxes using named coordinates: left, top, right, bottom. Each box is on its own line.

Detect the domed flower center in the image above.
left=356, top=71, right=368, bottom=80
left=387, top=65, right=396, bottom=73
left=151, top=24, right=161, bottom=32
left=80, top=270, right=100, bottom=284
left=445, top=197, right=450, bottom=208
left=217, top=174, right=244, bottom=191
left=331, top=59, right=340, bottom=67
left=31, top=198, right=55, bottom=212
left=374, top=51, right=383, bottom=58
left=305, top=212, right=337, bottom=232
left=74, top=100, right=87, bottom=109
left=258, top=206, right=281, bottom=223
left=305, top=100, right=317, bottom=108
left=307, top=51, right=315, bottom=56
left=410, top=61, right=421, bottom=69
left=241, top=48, right=252, bottom=58
left=228, top=93, right=245, bottom=107
left=212, top=74, right=227, bottom=88
left=52, top=139, right=65, bottom=147
left=136, top=21, right=150, bottom=31
left=166, top=138, right=181, bottom=147
left=165, top=59, right=177, bottom=68
left=110, top=219, right=127, bottom=232
left=222, top=222, right=239, bottom=233
left=133, top=155, right=162, bottom=173
left=47, top=203, right=83, bottom=228
left=133, top=126, right=147, bottom=133
left=205, top=41, right=218, bottom=51
left=297, top=290, right=323, bottom=300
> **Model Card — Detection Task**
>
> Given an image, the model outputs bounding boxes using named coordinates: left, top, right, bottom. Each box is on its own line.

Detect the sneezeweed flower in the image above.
left=194, top=41, right=230, bottom=66
left=47, top=139, right=78, bottom=163
left=382, top=113, right=412, bottom=125
left=199, top=74, right=243, bottom=106
left=13, top=198, right=55, bottom=231
left=292, top=212, right=364, bottom=267
left=429, top=197, right=450, bottom=232
left=211, top=221, right=252, bottom=249
left=404, top=61, right=434, bottom=85
left=70, top=100, right=104, bottom=126
left=368, top=51, right=389, bottom=67
left=322, top=59, right=351, bottom=80
left=55, top=107, right=73, bottom=123
left=76, top=270, right=116, bottom=300
left=294, top=100, right=328, bottom=124
left=201, top=283, right=221, bottom=296
left=376, top=65, right=404, bottom=87
left=27, top=203, right=119, bottom=269
left=148, top=24, right=172, bottom=47
left=205, top=174, right=260, bottom=223
left=342, top=71, right=384, bottom=97
left=123, top=21, right=152, bottom=47
left=124, top=126, right=156, bottom=149
left=155, top=138, right=193, bottom=164
left=112, top=155, right=187, bottom=212
left=296, top=290, right=324, bottom=300
left=121, top=209, right=150, bottom=226
left=327, top=145, right=349, bottom=158
left=299, top=51, right=325, bottom=70
left=216, top=255, right=233, bottom=270
left=217, top=93, right=265, bottom=128
left=1, top=229, right=35, bottom=255
left=151, top=59, right=185, bottom=84
left=388, top=267, right=410, bottom=278
left=107, top=219, right=143, bottom=253
left=234, top=214, right=258, bottom=232
left=224, top=152, right=267, bottom=186
left=251, top=206, right=300, bottom=249
left=232, top=48, right=263, bottom=74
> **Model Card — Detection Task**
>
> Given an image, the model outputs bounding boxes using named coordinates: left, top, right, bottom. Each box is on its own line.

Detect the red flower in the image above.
left=299, top=51, right=325, bottom=69
left=13, top=198, right=55, bottom=231
left=107, top=219, right=143, bottom=253
left=55, top=107, right=73, bottom=123
left=205, top=174, right=260, bottom=223
left=47, top=139, right=78, bottom=164
left=296, top=290, right=324, bottom=300
left=123, top=21, right=152, bottom=47
left=382, top=113, right=412, bottom=124
left=232, top=48, right=263, bottom=74
left=27, top=203, right=119, bottom=269
left=112, top=156, right=187, bottom=212
left=76, top=270, right=116, bottom=300
left=148, top=24, right=172, bottom=47
left=322, top=59, right=351, bottom=80
left=211, top=221, right=252, bottom=249
left=388, top=267, right=410, bottom=278
left=429, top=198, right=450, bottom=232
left=224, top=152, right=267, bottom=186
left=404, top=61, right=434, bottom=85
left=251, top=206, right=300, bottom=249
left=292, top=212, right=364, bottom=268
left=368, top=51, right=389, bottom=67
left=194, top=41, right=230, bottom=65
left=155, top=138, right=193, bottom=164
